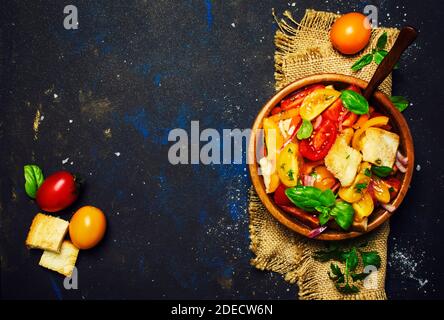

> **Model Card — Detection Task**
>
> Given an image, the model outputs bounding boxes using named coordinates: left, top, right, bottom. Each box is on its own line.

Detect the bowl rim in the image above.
left=248, top=73, right=414, bottom=240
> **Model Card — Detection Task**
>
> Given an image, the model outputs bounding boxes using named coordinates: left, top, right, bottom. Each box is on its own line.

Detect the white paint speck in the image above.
left=416, top=164, right=421, bottom=171
left=69, top=119, right=73, bottom=123
left=70, top=161, right=74, bottom=165
left=114, top=152, right=121, bottom=157
left=62, top=157, right=69, bottom=164
left=231, top=22, right=236, bottom=28
left=40, top=115, right=45, bottom=121
left=54, top=93, right=58, bottom=98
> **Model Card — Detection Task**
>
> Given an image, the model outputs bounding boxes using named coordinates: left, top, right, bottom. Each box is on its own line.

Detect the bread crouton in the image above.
left=39, top=240, right=79, bottom=277
left=325, top=137, right=362, bottom=187
left=361, top=127, right=399, bottom=167
left=25, top=213, right=69, bottom=252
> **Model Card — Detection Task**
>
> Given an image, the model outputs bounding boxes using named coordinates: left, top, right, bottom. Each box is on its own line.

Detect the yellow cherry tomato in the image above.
left=330, top=12, right=372, bottom=55
left=313, top=166, right=336, bottom=191
left=353, top=192, right=374, bottom=222
left=299, top=88, right=341, bottom=121
left=371, top=178, right=391, bottom=204
left=69, top=206, right=107, bottom=249
left=277, top=142, right=299, bottom=187
left=338, top=173, right=371, bottom=203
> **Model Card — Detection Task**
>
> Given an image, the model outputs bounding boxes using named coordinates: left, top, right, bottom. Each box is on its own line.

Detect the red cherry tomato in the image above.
left=273, top=184, right=292, bottom=206
left=299, top=118, right=337, bottom=161
left=36, top=171, right=79, bottom=212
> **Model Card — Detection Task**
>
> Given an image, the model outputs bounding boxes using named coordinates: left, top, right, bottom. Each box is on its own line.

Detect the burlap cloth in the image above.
left=249, top=9, right=400, bottom=300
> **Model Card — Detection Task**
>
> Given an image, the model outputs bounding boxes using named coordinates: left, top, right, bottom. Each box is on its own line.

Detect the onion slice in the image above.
left=395, top=159, right=407, bottom=173
left=381, top=203, right=396, bottom=213
left=331, top=182, right=340, bottom=193
left=303, top=175, right=315, bottom=187
left=313, top=115, right=323, bottom=130
left=308, top=226, right=327, bottom=238
left=396, top=151, right=408, bottom=166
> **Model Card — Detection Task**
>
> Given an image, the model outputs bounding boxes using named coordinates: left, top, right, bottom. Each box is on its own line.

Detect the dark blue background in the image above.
left=1, top=0, right=443, bottom=299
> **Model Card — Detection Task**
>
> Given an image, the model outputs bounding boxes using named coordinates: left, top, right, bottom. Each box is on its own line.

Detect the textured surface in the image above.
left=1, top=0, right=443, bottom=299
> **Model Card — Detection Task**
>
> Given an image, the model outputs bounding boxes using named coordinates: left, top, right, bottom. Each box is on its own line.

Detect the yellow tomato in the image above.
left=263, top=118, right=284, bottom=162
left=277, top=142, right=299, bottom=187
left=330, top=13, right=371, bottom=55
left=371, top=178, right=390, bottom=204
left=299, top=88, right=341, bottom=121
left=69, top=206, right=107, bottom=249
left=313, top=166, right=336, bottom=191
left=338, top=173, right=371, bottom=203
left=352, top=192, right=374, bottom=222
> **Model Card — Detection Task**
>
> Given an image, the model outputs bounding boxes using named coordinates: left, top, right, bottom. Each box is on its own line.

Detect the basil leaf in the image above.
left=351, top=272, right=370, bottom=281
left=330, top=201, right=354, bottom=230
left=351, top=53, right=373, bottom=71
left=24, top=165, right=44, bottom=198
left=347, top=247, right=359, bottom=272
left=361, top=251, right=381, bottom=268
left=376, top=32, right=388, bottom=50
left=336, top=283, right=359, bottom=294
left=319, top=210, right=331, bottom=226
left=329, top=263, right=345, bottom=283
left=390, top=96, right=409, bottom=112
left=364, top=168, right=371, bottom=177
left=285, top=186, right=324, bottom=212
left=319, top=189, right=336, bottom=208
left=373, top=50, right=388, bottom=65
left=341, top=90, right=369, bottom=115
left=371, top=165, right=392, bottom=177
left=296, top=119, right=313, bottom=140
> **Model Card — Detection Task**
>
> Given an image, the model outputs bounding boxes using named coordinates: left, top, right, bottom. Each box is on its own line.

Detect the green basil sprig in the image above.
left=314, top=243, right=382, bottom=294
left=371, top=165, right=392, bottom=178
left=390, top=96, right=410, bottom=112
left=340, top=90, right=369, bottom=115
left=285, top=186, right=354, bottom=230
left=351, top=32, right=395, bottom=72
left=296, top=119, right=313, bottom=140
left=24, top=165, right=44, bottom=198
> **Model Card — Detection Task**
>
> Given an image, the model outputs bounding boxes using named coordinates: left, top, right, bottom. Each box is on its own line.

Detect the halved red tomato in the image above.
left=299, top=118, right=337, bottom=161
left=280, top=84, right=325, bottom=111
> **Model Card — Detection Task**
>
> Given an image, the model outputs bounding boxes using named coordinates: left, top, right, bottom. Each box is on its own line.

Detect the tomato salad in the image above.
left=259, top=84, right=407, bottom=238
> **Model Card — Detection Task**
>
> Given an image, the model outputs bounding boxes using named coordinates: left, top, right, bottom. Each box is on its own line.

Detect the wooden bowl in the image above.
left=248, top=74, right=414, bottom=240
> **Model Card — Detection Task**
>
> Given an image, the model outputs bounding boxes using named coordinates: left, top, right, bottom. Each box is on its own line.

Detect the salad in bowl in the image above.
left=248, top=74, right=413, bottom=240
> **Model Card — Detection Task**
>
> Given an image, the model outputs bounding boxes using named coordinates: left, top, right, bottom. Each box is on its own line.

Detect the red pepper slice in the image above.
left=299, top=118, right=337, bottom=161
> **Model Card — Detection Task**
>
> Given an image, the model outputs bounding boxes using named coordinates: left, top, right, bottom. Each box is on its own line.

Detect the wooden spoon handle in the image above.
left=363, top=26, right=418, bottom=99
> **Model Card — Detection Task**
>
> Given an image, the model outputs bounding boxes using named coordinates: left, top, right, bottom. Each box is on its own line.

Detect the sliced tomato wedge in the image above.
left=299, top=118, right=337, bottom=161
left=280, top=84, right=325, bottom=111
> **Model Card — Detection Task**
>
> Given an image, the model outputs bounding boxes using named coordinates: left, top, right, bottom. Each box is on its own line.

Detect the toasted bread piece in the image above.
left=325, top=137, right=362, bottom=187
left=39, top=240, right=79, bottom=277
left=361, top=127, right=399, bottom=168
left=25, top=213, right=69, bottom=252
